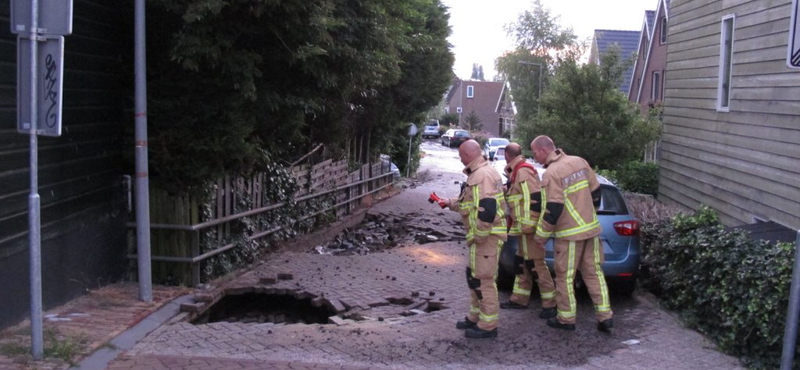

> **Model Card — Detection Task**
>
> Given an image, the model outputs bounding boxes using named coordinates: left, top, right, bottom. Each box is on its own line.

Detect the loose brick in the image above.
left=179, top=302, right=205, bottom=313
left=259, top=275, right=278, bottom=285
left=277, top=272, right=293, bottom=280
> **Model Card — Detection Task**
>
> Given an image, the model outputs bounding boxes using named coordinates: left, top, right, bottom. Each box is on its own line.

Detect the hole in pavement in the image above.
left=192, top=293, right=336, bottom=325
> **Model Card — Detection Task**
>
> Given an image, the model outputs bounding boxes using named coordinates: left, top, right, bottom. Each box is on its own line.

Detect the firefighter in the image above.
left=498, top=143, right=557, bottom=319
left=437, top=140, right=507, bottom=339
left=530, top=136, right=613, bottom=332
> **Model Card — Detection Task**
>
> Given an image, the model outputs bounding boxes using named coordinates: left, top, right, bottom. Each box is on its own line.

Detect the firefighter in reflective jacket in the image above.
left=530, top=136, right=613, bottom=332
left=439, top=140, right=507, bottom=339
left=499, top=143, right=557, bottom=319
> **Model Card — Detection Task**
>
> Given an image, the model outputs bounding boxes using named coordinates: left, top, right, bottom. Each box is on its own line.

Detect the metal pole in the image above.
left=27, top=0, right=43, bottom=359
left=406, top=136, right=412, bottom=178
left=781, top=230, right=800, bottom=370
left=537, top=64, right=542, bottom=121
left=134, top=0, right=152, bottom=301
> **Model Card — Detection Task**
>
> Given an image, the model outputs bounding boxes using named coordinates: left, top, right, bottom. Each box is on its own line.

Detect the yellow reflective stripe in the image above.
left=536, top=187, right=553, bottom=238
left=565, top=180, right=589, bottom=194
left=513, top=288, right=531, bottom=296
left=564, top=197, right=586, bottom=227
left=491, top=227, right=507, bottom=234
left=540, top=291, right=555, bottom=299
left=521, top=180, right=531, bottom=225
left=593, top=237, right=611, bottom=311
left=558, top=310, right=576, bottom=318
left=480, top=312, right=499, bottom=322
left=475, top=230, right=490, bottom=236
left=520, top=232, right=529, bottom=259
left=506, top=195, right=523, bottom=201
left=553, top=220, right=600, bottom=238
left=469, top=244, right=476, bottom=270
left=470, top=306, right=481, bottom=314
left=564, top=241, right=577, bottom=318
left=460, top=202, right=474, bottom=208
left=536, top=227, right=553, bottom=238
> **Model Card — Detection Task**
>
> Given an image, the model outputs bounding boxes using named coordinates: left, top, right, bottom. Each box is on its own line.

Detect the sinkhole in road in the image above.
left=192, top=293, right=336, bottom=325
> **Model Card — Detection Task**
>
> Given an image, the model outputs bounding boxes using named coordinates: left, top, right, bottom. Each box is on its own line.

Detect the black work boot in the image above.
left=597, top=318, right=613, bottom=333
left=465, top=327, right=498, bottom=339
left=539, top=307, right=557, bottom=319
left=455, top=317, right=477, bottom=330
left=546, top=317, right=575, bottom=331
left=500, top=301, right=527, bottom=309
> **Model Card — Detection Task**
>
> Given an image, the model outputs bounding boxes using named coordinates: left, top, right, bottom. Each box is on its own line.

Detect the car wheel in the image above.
left=612, top=279, right=637, bottom=296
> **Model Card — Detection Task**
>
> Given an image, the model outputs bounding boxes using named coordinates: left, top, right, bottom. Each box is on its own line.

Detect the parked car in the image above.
left=422, top=123, right=441, bottom=139
left=441, top=129, right=471, bottom=147
left=497, top=174, right=640, bottom=296
left=484, top=137, right=510, bottom=160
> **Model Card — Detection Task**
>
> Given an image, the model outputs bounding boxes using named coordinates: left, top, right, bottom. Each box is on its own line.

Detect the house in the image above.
left=446, top=79, right=505, bottom=137
left=660, top=0, right=800, bottom=230
left=588, top=29, right=640, bottom=94
left=0, top=0, right=131, bottom=328
left=629, top=0, right=671, bottom=162
left=496, top=81, right=517, bottom=138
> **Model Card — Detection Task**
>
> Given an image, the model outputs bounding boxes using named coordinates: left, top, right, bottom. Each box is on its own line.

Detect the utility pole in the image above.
left=518, top=60, right=543, bottom=121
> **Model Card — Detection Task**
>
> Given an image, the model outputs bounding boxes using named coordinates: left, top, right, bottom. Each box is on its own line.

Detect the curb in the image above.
left=71, top=295, right=194, bottom=370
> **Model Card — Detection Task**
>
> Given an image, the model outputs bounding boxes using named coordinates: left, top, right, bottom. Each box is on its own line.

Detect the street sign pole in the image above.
left=134, top=0, right=153, bottom=301
left=26, top=0, right=43, bottom=360
left=406, top=123, right=417, bottom=178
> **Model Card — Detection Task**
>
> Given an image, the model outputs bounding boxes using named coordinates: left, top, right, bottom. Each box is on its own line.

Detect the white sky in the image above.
left=441, top=0, right=656, bottom=80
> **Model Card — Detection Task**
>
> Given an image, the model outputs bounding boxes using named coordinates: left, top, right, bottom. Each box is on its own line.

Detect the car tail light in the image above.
left=613, top=220, right=639, bottom=236
left=617, top=273, right=634, bottom=277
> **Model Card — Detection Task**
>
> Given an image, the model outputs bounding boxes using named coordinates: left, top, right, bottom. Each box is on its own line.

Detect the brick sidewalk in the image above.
left=0, top=283, right=188, bottom=370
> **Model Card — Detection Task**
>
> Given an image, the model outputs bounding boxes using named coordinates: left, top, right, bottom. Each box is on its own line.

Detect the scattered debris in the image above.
left=621, top=339, right=640, bottom=346
left=311, top=212, right=462, bottom=255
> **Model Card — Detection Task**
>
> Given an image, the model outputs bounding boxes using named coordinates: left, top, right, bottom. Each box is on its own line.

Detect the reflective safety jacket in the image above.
left=448, top=156, right=508, bottom=245
left=533, top=149, right=602, bottom=243
left=503, top=156, right=541, bottom=236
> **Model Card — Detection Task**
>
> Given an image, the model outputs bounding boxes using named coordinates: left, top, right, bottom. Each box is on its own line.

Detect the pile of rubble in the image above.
left=312, top=212, right=462, bottom=255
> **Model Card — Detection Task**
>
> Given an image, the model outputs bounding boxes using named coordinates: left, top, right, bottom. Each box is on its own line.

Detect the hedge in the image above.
left=640, top=207, right=797, bottom=369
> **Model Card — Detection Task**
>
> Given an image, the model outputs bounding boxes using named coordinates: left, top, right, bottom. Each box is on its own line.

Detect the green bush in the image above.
left=472, top=133, right=488, bottom=148
left=641, top=207, right=797, bottom=369
left=597, top=161, right=658, bottom=196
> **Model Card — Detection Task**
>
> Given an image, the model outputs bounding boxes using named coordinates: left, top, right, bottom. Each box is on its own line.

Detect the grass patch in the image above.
left=0, top=342, right=28, bottom=356
left=43, top=329, right=87, bottom=366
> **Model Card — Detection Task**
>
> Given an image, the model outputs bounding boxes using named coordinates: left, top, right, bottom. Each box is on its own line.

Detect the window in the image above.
left=467, top=85, right=474, bottom=98
left=660, top=17, right=667, bottom=44
left=651, top=71, right=661, bottom=101
left=717, top=15, right=735, bottom=111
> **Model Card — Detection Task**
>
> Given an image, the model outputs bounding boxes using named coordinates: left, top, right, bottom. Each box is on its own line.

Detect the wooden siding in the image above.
left=662, top=0, right=800, bottom=229
left=0, top=0, right=131, bottom=328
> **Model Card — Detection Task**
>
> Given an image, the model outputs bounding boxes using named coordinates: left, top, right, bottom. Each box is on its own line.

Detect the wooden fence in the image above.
left=129, top=160, right=395, bottom=286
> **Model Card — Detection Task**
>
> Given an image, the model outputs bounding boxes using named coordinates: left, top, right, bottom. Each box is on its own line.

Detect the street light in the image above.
left=518, top=60, right=543, bottom=120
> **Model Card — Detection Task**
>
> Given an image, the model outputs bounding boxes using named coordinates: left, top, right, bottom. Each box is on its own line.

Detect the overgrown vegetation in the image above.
left=641, top=207, right=797, bottom=369
left=596, top=161, right=659, bottom=196
left=136, top=0, right=454, bottom=194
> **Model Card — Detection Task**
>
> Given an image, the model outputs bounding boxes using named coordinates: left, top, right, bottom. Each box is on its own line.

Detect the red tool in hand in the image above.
left=428, top=192, right=447, bottom=209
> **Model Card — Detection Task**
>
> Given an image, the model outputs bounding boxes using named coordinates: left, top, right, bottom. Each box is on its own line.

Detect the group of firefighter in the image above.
left=432, top=136, right=613, bottom=339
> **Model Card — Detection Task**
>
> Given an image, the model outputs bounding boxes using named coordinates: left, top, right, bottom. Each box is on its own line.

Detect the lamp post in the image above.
left=518, top=60, right=543, bottom=120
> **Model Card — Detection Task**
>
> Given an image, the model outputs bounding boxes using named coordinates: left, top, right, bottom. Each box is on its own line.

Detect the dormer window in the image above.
left=467, top=85, right=474, bottom=98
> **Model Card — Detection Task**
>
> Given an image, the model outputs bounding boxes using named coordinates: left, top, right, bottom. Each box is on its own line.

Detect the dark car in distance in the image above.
left=441, top=129, right=471, bottom=147
left=497, top=174, right=640, bottom=296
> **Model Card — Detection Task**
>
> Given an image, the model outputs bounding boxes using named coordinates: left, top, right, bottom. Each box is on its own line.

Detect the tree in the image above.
left=139, top=0, right=453, bottom=192
left=519, top=47, right=660, bottom=170
left=465, top=111, right=483, bottom=131
left=495, top=0, right=577, bottom=123
left=439, top=112, right=459, bottom=127
left=471, top=63, right=485, bottom=81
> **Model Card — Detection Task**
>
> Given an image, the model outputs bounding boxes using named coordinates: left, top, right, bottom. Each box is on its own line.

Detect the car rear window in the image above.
left=597, top=185, right=629, bottom=215
left=455, top=131, right=469, bottom=137
left=490, top=138, right=509, bottom=146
